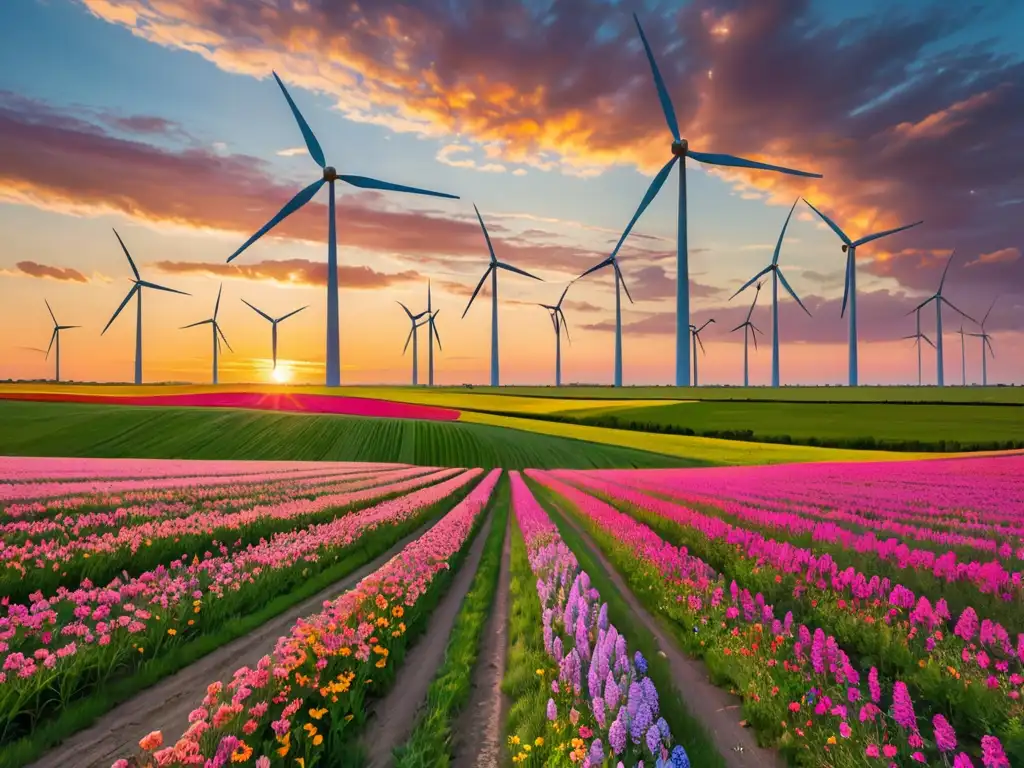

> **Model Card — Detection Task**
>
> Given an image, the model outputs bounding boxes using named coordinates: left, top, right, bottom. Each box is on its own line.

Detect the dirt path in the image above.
left=554, top=509, right=785, bottom=768
left=360, top=511, right=496, bottom=768
left=31, top=519, right=444, bottom=768
left=451, top=511, right=511, bottom=768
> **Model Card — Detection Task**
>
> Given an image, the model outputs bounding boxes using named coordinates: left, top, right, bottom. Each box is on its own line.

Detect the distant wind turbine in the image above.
left=398, top=301, right=429, bottom=386
left=730, top=200, right=811, bottom=388
left=956, top=325, right=968, bottom=386
left=968, top=296, right=997, bottom=386
left=102, top=229, right=189, bottom=385
left=182, top=284, right=232, bottom=385
left=803, top=201, right=923, bottom=386
left=577, top=236, right=633, bottom=387
left=462, top=204, right=543, bottom=386
left=690, top=319, right=715, bottom=387
left=241, top=299, right=307, bottom=370
left=729, top=282, right=764, bottom=387
left=425, top=281, right=442, bottom=387
left=538, top=284, right=572, bottom=386
left=226, top=71, right=459, bottom=387
left=908, top=251, right=974, bottom=387
left=627, top=13, right=821, bottom=386
left=43, top=300, right=79, bottom=383
left=900, top=306, right=934, bottom=386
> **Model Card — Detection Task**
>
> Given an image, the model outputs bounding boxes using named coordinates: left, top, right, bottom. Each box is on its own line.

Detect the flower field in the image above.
left=2, top=453, right=1022, bottom=768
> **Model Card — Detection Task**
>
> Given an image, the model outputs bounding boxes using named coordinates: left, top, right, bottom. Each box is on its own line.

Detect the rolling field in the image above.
left=0, top=400, right=691, bottom=469
left=3, top=454, right=1022, bottom=768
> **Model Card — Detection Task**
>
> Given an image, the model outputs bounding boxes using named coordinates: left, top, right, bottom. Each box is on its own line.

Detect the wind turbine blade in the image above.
left=689, top=151, right=821, bottom=179
left=941, top=296, right=975, bottom=323
left=729, top=322, right=745, bottom=333
left=461, top=267, right=492, bottom=318
left=101, top=284, right=139, bottom=335
left=557, top=283, right=571, bottom=307
left=272, top=71, right=326, bottom=168
left=559, top=307, right=570, bottom=343
left=852, top=220, right=924, bottom=248
left=577, top=256, right=614, bottom=281
left=227, top=178, right=325, bottom=263
left=471, top=204, right=500, bottom=264
left=216, top=323, right=233, bottom=352
left=981, top=296, right=998, bottom=328
left=181, top=319, right=212, bottom=329
left=112, top=229, right=141, bottom=280
left=402, top=325, right=413, bottom=355
left=907, top=296, right=935, bottom=315
left=46, top=328, right=57, bottom=359
left=698, top=319, right=715, bottom=332
left=985, top=336, right=995, bottom=357
left=802, top=199, right=851, bottom=245
left=339, top=174, right=458, bottom=200
left=771, top=199, right=800, bottom=266
left=277, top=305, right=308, bottom=322
left=632, top=13, right=681, bottom=141
left=840, top=251, right=853, bottom=318
left=214, top=284, right=223, bottom=319
left=937, top=249, right=956, bottom=293
left=751, top=328, right=759, bottom=350
left=44, top=299, right=57, bottom=325
left=60, top=325, right=81, bottom=330
left=241, top=299, right=273, bottom=322
left=777, top=269, right=812, bottom=316
left=751, top=323, right=765, bottom=335
left=430, top=312, right=442, bottom=351
left=496, top=261, right=543, bottom=281
left=729, top=266, right=772, bottom=300
left=397, top=300, right=414, bottom=320
left=614, top=261, right=634, bottom=304
left=139, top=281, right=190, bottom=296
left=608, top=156, right=679, bottom=262
left=696, top=333, right=706, bottom=355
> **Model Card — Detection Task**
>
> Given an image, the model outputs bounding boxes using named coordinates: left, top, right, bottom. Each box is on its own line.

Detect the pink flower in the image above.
left=865, top=744, right=880, bottom=758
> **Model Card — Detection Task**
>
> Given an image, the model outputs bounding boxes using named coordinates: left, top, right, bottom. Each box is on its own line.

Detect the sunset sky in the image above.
left=1, top=0, right=1021, bottom=387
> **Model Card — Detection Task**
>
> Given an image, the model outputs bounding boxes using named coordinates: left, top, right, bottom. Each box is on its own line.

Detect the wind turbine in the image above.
left=968, top=297, right=997, bottom=386
left=241, top=299, right=307, bottom=371
left=803, top=201, right=923, bottom=386
left=226, top=71, right=459, bottom=387
left=462, top=204, right=543, bottom=387
left=43, top=300, right=79, bottom=383
left=690, top=319, right=715, bottom=387
left=729, top=200, right=811, bottom=388
left=538, top=284, right=572, bottom=386
left=398, top=301, right=429, bottom=386
left=956, top=325, right=968, bottom=386
left=577, top=234, right=634, bottom=387
left=900, top=306, right=934, bottom=386
left=102, top=229, right=189, bottom=385
left=182, top=284, right=232, bottom=385
left=729, top=282, right=764, bottom=387
left=908, top=251, right=974, bottom=387
left=627, top=13, right=821, bottom=387
left=425, top=281, right=442, bottom=387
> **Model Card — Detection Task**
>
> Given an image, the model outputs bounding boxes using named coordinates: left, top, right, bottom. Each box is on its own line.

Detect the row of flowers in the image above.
left=506, top=470, right=690, bottom=768
left=532, top=468, right=1011, bottom=768
left=119, top=467, right=502, bottom=767
left=0, top=469, right=483, bottom=746
left=528, top=468, right=1017, bottom=766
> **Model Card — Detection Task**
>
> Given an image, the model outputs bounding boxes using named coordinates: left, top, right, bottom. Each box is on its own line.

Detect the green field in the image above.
left=0, top=401, right=694, bottom=470
left=438, top=385, right=1024, bottom=404
left=562, top=400, right=1024, bottom=447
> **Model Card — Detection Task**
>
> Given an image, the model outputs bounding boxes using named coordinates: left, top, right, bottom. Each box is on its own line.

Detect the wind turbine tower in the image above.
left=690, top=319, right=715, bottom=387
left=102, top=229, right=189, bottom=385
left=968, top=297, right=997, bottom=386
left=901, top=306, right=934, bottom=386
left=241, top=300, right=307, bottom=371
left=227, top=71, right=458, bottom=387
left=398, top=301, right=429, bottom=386
left=803, top=201, right=922, bottom=386
left=729, top=282, right=764, bottom=387
left=908, top=251, right=974, bottom=387
left=538, top=284, right=572, bottom=386
left=425, top=281, right=443, bottom=387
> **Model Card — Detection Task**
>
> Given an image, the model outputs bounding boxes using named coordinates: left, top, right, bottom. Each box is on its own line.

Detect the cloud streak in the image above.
left=5, top=261, right=91, bottom=283
left=153, top=259, right=421, bottom=289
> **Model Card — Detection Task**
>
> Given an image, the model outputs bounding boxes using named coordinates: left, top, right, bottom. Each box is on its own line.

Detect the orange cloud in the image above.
left=8, top=261, right=90, bottom=283
left=153, top=259, right=421, bottom=288
left=965, top=247, right=1020, bottom=268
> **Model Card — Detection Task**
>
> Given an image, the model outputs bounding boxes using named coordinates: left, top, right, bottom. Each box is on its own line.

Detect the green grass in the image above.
left=0, top=401, right=696, bottom=470
left=393, top=480, right=510, bottom=767
left=531, top=480, right=726, bottom=768
left=0, top=506, right=450, bottom=768
left=578, top=400, right=1023, bottom=447
left=438, top=385, right=1024, bottom=404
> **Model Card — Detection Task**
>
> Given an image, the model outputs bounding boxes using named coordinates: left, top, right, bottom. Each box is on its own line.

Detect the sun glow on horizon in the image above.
left=271, top=365, right=292, bottom=383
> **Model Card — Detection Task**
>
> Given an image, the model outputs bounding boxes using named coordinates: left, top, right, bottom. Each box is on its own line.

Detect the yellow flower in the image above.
left=524, top=744, right=532, bottom=753
left=536, top=669, right=545, bottom=676
left=375, top=659, right=387, bottom=668
left=167, top=629, right=177, bottom=636
left=392, top=606, right=404, bottom=618
left=303, top=724, right=317, bottom=736
left=827, top=736, right=837, bottom=745
left=344, top=714, right=354, bottom=722
left=309, top=708, right=327, bottom=720
left=277, top=744, right=290, bottom=757
left=138, top=647, right=144, bottom=654
left=313, top=735, right=323, bottom=746
left=535, top=737, right=544, bottom=747
left=230, top=742, right=253, bottom=762
left=508, top=735, right=521, bottom=746
left=295, top=759, right=305, bottom=768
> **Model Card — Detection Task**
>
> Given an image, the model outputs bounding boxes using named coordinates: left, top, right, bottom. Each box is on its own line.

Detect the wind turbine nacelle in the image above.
left=671, top=139, right=689, bottom=157
left=323, top=166, right=338, bottom=181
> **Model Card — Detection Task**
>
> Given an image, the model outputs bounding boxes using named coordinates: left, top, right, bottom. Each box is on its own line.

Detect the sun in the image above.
left=271, top=365, right=291, bottom=384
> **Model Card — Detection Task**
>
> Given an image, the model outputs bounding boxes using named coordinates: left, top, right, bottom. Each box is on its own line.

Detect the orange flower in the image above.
left=231, top=742, right=253, bottom=762
left=139, top=731, right=163, bottom=751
